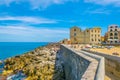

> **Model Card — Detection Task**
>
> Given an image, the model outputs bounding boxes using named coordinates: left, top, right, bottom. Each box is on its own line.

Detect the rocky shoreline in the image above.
left=0, top=60, right=2, bottom=64
left=1, top=43, right=65, bottom=80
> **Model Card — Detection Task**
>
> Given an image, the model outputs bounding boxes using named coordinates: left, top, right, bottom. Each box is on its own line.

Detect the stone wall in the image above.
left=60, top=45, right=105, bottom=80
left=82, top=49, right=120, bottom=80
left=80, top=51, right=105, bottom=80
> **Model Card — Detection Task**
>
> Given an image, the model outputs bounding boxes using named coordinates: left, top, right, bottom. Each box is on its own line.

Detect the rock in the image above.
left=3, top=43, right=65, bottom=80
left=0, top=60, right=2, bottom=64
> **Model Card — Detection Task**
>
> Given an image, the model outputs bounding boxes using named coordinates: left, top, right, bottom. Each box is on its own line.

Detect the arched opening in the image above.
left=115, top=29, right=117, bottom=31
left=74, top=29, right=76, bottom=31
left=110, top=33, right=113, bottom=36
left=115, top=41, right=118, bottom=43
left=91, top=39, right=94, bottom=41
left=114, top=33, right=118, bottom=36
left=115, top=26, right=118, bottom=28
left=110, top=26, right=113, bottom=28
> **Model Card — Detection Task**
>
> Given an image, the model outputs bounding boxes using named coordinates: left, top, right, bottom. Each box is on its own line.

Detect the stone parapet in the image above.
left=82, top=49, right=120, bottom=80
left=60, top=45, right=105, bottom=80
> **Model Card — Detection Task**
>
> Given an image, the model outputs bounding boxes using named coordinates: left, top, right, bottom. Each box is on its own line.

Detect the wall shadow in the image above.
left=52, top=43, right=66, bottom=80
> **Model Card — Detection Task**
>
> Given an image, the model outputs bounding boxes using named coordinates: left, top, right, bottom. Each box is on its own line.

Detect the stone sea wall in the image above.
left=60, top=45, right=105, bottom=80
left=82, top=49, right=120, bottom=80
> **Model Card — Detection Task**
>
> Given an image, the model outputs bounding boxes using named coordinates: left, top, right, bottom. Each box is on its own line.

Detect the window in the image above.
left=110, top=33, right=113, bottom=36
left=110, top=26, right=113, bottom=28
left=110, top=37, right=113, bottom=39
left=74, top=33, right=76, bottom=36
left=115, top=33, right=118, bottom=36
left=95, top=35, right=96, bottom=37
left=91, top=39, right=94, bottom=41
left=74, top=29, right=76, bottom=31
left=114, top=37, right=118, bottom=39
left=95, top=30, right=96, bottom=32
left=110, top=41, right=113, bottom=43
left=115, top=41, right=118, bottom=43
left=115, top=29, right=117, bottom=31
left=110, top=29, right=113, bottom=31
left=98, top=35, right=100, bottom=37
left=115, top=26, right=118, bottom=28
left=98, top=39, right=101, bottom=42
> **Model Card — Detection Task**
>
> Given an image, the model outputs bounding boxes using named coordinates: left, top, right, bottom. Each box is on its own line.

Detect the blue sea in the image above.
left=0, top=42, right=48, bottom=60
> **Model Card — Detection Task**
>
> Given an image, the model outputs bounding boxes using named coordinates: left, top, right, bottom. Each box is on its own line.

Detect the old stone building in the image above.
left=70, top=26, right=101, bottom=44
left=105, top=25, right=120, bottom=44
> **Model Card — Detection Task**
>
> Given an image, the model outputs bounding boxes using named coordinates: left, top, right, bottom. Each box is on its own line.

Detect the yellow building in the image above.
left=70, top=26, right=101, bottom=44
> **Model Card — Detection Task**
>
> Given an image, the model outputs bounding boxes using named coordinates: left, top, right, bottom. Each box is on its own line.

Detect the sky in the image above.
left=0, top=0, right=120, bottom=42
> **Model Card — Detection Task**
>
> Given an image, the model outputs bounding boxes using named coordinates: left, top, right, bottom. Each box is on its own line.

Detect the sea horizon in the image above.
left=0, top=42, right=49, bottom=60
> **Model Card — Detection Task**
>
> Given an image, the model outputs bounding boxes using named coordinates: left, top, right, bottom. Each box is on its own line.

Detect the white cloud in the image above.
left=0, top=0, right=78, bottom=9
left=30, top=0, right=79, bottom=9
left=0, top=26, right=69, bottom=42
left=0, top=16, right=57, bottom=24
left=85, top=8, right=111, bottom=14
left=84, top=0, right=120, bottom=6
left=1, top=0, right=120, bottom=8
left=0, top=0, right=17, bottom=6
left=0, top=26, right=68, bottom=35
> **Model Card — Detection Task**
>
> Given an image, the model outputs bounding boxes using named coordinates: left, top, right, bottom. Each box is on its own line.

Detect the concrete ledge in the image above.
left=60, top=45, right=105, bottom=80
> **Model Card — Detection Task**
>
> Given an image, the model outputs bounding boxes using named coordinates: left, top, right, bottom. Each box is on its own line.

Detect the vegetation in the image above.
left=3, top=43, right=65, bottom=80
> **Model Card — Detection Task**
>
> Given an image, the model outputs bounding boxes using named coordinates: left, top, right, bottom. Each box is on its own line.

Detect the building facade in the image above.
left=105, top=25, right=120, bottom=44
left=70, top=26, right=101, bottom=44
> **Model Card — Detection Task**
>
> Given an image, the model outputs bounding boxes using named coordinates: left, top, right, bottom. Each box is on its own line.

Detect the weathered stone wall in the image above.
left=80, top=51, right=105, bottom=80
left=60, top=45, right=105, bottom=80
left=82, top=49, right=120, bottom=80
left=60, top=45, right=89, bottom=80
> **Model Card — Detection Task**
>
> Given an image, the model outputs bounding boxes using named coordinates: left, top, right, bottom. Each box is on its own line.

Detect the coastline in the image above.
left=0, top=42, right=49, bottom=60
left=0, top=43, right=65, bottom=80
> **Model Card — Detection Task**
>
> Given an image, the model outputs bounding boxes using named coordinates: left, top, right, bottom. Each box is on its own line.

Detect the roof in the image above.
left=70, top=26, right=82, bottom=30
left=93, top=27, right=101, bottom=29
left=70, top=26, right=79, bottom=29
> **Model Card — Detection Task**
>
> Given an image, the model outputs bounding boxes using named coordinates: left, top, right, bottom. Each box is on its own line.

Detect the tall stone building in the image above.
left=105, top=25, right=120, bottom=44
left=70, top=26, right=101, bottom=44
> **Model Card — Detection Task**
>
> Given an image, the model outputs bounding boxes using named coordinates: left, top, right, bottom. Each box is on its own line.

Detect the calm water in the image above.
left=0, top=42, right=48, bottom=60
